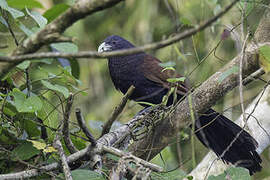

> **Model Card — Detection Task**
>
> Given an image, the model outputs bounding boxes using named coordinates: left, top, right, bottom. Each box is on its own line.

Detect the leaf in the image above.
left=0, top=16, right=8, bottom=27
left=218, top=65, right=239, bottom=83
left=162, top=67, right=175, bottom=72
left=16, top=60, right=31, bottom=70
left=11, top=141, right=40, bottom=160
left=259, top=45, right=270, bottom=73
left=159, top=61, right=176, bottom=68
left=0, top=0, right=24, bottom=19
left=41, top=80, right=69, bottom=98
left=37, top=97, right=58, bottom=141
left=71, top=169, right=105, bottom=180
left=167, top=77, right=186, bottom=83
left=10, top=88, right=43, bottom=113
left=208, top=167, right=250, bottom=180
left=18, top=22, right=34, bottom=36
left=27, top=140, right=57, bottom=153
left=44, top=146, right=57, bottom=153
left=180, top=17, right=192, bottom=26
left=6, top=0, right=43, bottom=10
left=21, top=119, right=40, bottom=137
left=26, top=8, right=47, bottom=28
left=69, top=58, right=80, bottom=79
left=51, top=42, right=78, bottom=53
left=23, top=95, right=43, bottom=112
left=43, top=4, right=70, bottom=23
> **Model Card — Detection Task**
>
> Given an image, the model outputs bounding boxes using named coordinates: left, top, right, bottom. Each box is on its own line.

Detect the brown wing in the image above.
left=140, top=54, right=190, bottom=96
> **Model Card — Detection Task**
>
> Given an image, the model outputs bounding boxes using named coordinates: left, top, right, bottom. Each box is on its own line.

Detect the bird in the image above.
left=98, top=35, right=262, bottom=175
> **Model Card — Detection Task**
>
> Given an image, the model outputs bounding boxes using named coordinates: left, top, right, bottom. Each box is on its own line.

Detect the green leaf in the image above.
left=159, top=61, right=176, bottom=68
left=51, top=42, right=78, bottom=53
left=37, top=97, right=58, bottom=141
left=167, top=77, right=186, bottom=83
left=69, top=58, right=80, bottom=79
left=180, top=17, right=192, bottom=26
left=24, top=95, right=43, bottom=112
left=0, top=0, right=24, bottom=19
left=71, top=169, right=105, bottom=180
left=259, top=45, right=270, bottom=73
left=11, top=141, right=40, bottom=160
left=26, top=8, right=47, bottom=28
left=218, top=65, right=239, bottom=83
left=0, top=16, right=8, bottom=27
left=137, top=101, right=156, bottom=107
left=18, top=22, right=34, bottom=36
left=16, top=60, right=31, bottom=70
left=162, top=67, right=175, bottom=72
left=208, top=167, right=250, bottom=180
left=21, top=119, right=40, bottom=137
left=10, top=88, right=43, bottom=113
left=41, top=80, right=69, bottom=98
left=43, top=4, right=70, bottom=23
left=6, top=0, right=43, bottom=10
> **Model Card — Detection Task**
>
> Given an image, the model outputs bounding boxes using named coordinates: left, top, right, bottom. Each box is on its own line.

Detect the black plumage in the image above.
left=98, top=35, right=262, bottom=174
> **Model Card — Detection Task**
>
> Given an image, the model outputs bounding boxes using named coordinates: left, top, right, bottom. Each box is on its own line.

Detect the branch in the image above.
left=129, top=0, right=270, bottom=161
left=188, top=4, right=270, bottom=178
left=189, top=84, right=270, bottom=179
left=63, top=94, right=78, bottom=154
left=0, top=112, right=150, bottom=179
left=75, top=108, right=97, bottom=146
left=102, top=145, right=163, bottom=172
left=129, top=41, right=269, bottom=160
left=54, top=138, right=73, bottom=180
left=0, top=0, right=124, bottom=79
left=0, top=0, right=239, bottom=65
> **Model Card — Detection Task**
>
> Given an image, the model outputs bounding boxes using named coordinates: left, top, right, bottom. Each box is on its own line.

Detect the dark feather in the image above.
left=99, top=35, right=262, bottom=174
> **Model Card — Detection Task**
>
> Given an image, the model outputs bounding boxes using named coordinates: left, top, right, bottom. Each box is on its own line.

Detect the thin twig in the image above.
left=75, top=108, right=97, bottom=146
left=101, top=86, right=135, bottom=136
left=242, top=68, right=265, bottom=85
left=239, top=33, right=250, bottom=127
left=25, top=68, right=31, bottom=97
left=102, top=145, right=163, bottom=172
left=63, top=94, right=78, bottom=154
left=1, top=8, right=19, bottom=46
left=54, top=137, right=73, bottom=180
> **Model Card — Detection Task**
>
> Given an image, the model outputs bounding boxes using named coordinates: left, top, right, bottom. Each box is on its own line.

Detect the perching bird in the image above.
left=98, top=35, right=262, bottom=175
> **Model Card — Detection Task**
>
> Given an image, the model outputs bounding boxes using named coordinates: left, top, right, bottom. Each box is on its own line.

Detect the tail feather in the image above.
left=195, top=109, right=262, bottom=175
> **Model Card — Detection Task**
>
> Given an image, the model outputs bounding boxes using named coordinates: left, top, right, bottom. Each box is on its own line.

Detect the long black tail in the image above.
left=194, top=109, right=262, bottom=175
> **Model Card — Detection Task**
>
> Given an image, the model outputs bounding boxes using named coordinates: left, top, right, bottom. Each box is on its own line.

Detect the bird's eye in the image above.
left=112, top=41, right=117, bottom=45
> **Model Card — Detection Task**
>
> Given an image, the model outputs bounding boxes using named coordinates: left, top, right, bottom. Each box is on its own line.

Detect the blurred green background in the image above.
left=0, top=0, right=269, bottom=179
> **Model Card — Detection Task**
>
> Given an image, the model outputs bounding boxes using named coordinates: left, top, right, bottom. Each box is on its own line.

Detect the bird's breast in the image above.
left=108, top=57, right=142, bottom=94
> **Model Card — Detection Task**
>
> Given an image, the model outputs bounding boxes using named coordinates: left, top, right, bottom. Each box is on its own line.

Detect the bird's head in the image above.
left=98, top=35, right=135, bottom=53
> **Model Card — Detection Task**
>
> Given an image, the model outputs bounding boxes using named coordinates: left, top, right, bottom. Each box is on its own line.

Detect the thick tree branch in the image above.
left=189, top=85, right=270, bottom=179
left=129, top=1, right=270, bottom=161
left=13, top=0, right=124, bottom=56
left=0, top=112, right=146, bottom=179
left=0, top=0, right=124, bottom=79
left=129, top=42, right=269, bottom=160
left=188, top=4, right=270, bottom=178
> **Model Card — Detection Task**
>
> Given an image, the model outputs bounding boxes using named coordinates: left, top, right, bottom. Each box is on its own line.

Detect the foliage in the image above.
left=0, top=0, right=269, bottom=179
